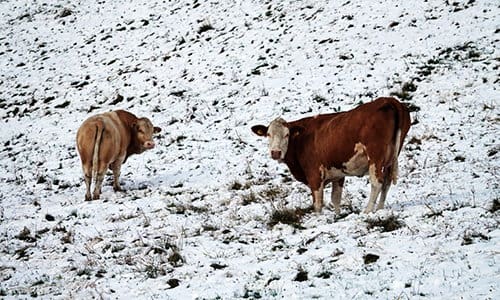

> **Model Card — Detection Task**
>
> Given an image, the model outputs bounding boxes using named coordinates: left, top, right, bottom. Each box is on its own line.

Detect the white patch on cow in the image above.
left=342, top=142, right=370, bottom=176
left=267, top=118, right=290, bottom=160
left=319, top=164, right=344, bottom=181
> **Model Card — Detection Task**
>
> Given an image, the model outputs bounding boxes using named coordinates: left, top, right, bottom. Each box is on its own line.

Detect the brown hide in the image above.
left=76, top=110, right=161, bottom=201
left=253, top=97, right=411, bottom=213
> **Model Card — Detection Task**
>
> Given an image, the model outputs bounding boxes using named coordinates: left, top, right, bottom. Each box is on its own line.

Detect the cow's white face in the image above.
left=134, top=118, right=161, bottom=151
left=252, top=118, right=290, bottom=161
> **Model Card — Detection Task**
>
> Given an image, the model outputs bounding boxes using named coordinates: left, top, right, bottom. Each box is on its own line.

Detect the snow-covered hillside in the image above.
left=0, top=0, right=498, bottom=299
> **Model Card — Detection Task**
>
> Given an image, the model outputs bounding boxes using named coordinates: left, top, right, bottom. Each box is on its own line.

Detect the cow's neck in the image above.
left=115, top=110, right=142, bottom=160
left=283, top=145, right=307, bottom=185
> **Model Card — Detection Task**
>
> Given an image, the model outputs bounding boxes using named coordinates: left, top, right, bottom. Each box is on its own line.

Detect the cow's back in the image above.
left=77, top=111, right=128, bottom=166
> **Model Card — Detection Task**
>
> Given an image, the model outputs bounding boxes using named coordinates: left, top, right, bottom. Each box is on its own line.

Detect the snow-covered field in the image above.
left=0, top=0, right=498, bottom=298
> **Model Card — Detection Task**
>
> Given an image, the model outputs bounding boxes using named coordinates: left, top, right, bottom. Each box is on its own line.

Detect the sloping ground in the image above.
left=0, top=0, right=498, bottom=299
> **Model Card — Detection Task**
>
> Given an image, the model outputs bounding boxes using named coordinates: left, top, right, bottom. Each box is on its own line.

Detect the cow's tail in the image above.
left=389, top=99, right=409, bottom=185
left=391, top=128, right=401, bottom=184
left=91, top=120, right=105, bottom=181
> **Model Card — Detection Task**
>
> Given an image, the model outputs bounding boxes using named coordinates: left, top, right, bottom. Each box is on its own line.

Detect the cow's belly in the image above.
left=321, top=142, right=370, bottom=180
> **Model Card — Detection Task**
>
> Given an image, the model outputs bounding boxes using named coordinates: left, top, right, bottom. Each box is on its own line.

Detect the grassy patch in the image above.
left=462, top=231, right=489, bottom=246
left=145, top=262, right=166, bottom=279
left=239, top=190, right=258, bottom=206
left=16, top=227, right=36, bottom=242
left=197, top=20, right=214, bottom=34
left=168, top=250, right=184, bottom=267
left=268, top=206, right=310, bottom=229
left=365, top=214, right=404, bottom=232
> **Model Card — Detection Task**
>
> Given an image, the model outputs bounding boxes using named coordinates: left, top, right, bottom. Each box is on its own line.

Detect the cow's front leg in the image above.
left=331, top=178, right=344, bottom=215
left=110, top=161, right=123, bottom=192
left=311, top=177, right=325, bottom=212
left=312, top=187, right=324, bottom=213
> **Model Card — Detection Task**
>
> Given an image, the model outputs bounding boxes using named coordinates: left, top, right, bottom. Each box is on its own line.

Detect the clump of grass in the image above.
left=390, top=81, right=418, bottom=102
left=365, top=214, right=404, bottom=232
left=76, top=268, right=92, bottom=277
left=197, top=19, right=214, bottom=34
left=61, top=230, right=73, bottom=244
left=312, top=94, right=327, bottom=103
left=461, top=231, right=489, bottom=246
left=229, top=181, right=244, bottom=190
left=15, top=246, right=31, bottom=260
left=168, top=250, right=184, bottom=267
left=261, top=185, right=287, bottom=200
left=145, top=262, right=166, bottom=279
left=241, top=191, right=258, bottom=205
left=316, top=270, right=332, bottom=279
left=268, top=207, right=308, bottom=229
left=16, top=227, right=36, bottom=242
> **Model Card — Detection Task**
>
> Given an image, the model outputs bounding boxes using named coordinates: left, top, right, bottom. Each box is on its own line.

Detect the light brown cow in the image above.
left=252, top=97, right=411, bottom=214
left=76, top=110, right=161, bottom=201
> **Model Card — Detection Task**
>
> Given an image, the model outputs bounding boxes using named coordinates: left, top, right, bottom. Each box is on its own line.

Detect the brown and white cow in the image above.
left=252, top=97, right=411, bottom=214
left=76, top=110, right=161, bottom=201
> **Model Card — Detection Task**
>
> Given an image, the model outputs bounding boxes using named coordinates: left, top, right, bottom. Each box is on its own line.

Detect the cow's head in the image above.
left=133, top=117, right=162, bottom=151
left=252, top=118, right=303, bottom=161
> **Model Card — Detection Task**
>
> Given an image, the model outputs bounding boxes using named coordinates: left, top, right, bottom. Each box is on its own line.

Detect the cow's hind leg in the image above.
left=82, top=168, right=92, bottom=201
left=377, top=166, right=393, bottom=210
left=92, top=162, right=107, bottom=200
left=84, top=174, right=92, bottom=201
left=364, top=164, right=383, bottom=213
left=92, top=173, right=105, bottom=200
left=110, top=161, right=123, bottom=192
left=80, top=161, right=93, bottom=201
left=330, top=178, right=344, bottom=214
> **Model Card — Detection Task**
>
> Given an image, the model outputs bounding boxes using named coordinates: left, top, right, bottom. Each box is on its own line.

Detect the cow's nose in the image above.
left=144, top=141, right=155, bottom=149
left=271, top=150, right=281, bottom=160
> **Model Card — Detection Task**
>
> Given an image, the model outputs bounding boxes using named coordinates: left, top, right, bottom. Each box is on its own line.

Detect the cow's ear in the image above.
left=154, top=126, right=162, bottom=134
left=251, top=125, right=268, bottom=137
left=290, top=126, right=304, bottom=138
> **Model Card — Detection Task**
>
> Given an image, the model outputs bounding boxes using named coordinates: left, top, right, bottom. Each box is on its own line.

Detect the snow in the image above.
left=0, top=0, right=499, bottom=299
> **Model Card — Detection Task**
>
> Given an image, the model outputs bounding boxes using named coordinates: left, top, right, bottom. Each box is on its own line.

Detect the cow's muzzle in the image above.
left=143, top=140, right=155, bottom=149
left=271, top=150, right=282, bottom=160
